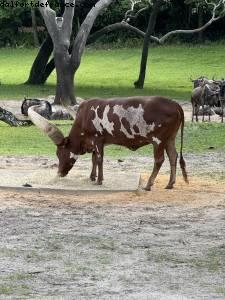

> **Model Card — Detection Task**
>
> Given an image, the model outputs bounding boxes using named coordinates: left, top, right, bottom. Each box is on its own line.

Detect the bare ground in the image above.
left=0, top=100, right=225, bottom=299
left=0, top=153, right=225, bottom=299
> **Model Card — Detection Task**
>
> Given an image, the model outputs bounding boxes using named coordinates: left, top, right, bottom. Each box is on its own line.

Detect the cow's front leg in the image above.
left=90, top=151, right=97, bottom=181
left=95, top=143, right=104, bottom=185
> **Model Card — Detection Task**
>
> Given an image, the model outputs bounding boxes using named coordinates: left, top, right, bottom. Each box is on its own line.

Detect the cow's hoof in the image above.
left=165, top=185, right=173, bottom=189
left=144, top=186, right=151, bottom=191
left=90, top=176, right=96, bottom=182
left=95, top=181, right=102, bottom=185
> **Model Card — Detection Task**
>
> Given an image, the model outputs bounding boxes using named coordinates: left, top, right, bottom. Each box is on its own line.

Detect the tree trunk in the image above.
left=198, top=6, right=204, bottom=42
left=134, top=1, right=163, bottom=89
left=31, top=8, right=40, bottom=47
left=40, top=58, right=55, bottom=83
left=54, top=52, right=76, bottom=105
left=25, top=35, right=53, bottom=85
left=54, top=71, right=76, bottom=105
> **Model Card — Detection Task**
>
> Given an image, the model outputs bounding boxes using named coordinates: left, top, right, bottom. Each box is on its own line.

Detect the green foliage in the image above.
left=1, top=0, right=225, bottom=46
left=0, top=0, right=47, bottom=46
left=0, top=0, right=31, bottom=46
left=94, top=0, right=130, bottom=27
left=0, top=8, right=21, bottom=46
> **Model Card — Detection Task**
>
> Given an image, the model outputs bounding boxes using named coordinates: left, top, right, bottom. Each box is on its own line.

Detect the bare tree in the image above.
left=89, top=0, right=225, bottom=88
left=38, top=0, right=114, bottom=105
left=26, top=0, right=99, bottom=86
left=26, top=34, right=54, bottom=85
left=31, top=8, right=40, bottom=47
left=28, top=0, right=225, bottom=92
left=92, top=0, right=225, bottom=43
left=134, top=0, right=164, bottom=89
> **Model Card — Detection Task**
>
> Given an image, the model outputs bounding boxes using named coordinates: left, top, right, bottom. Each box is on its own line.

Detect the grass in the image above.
left=147, top=246, right=225, bottom=273
left=0, top=120, right=225, bottom=156
left=1, top=44, right=225, bottom=100
left=1, top=44, right=225, bottom=156
left=0, top=283, right=30, bottom=296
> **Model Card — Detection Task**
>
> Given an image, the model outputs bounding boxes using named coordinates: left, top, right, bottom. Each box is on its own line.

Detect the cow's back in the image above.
left=74, top=96, right=182, bottom=147
left=77, top=96, right=180, bottom=122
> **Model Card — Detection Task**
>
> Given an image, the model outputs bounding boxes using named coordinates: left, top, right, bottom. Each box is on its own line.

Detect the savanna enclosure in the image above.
left=1, top=0, right=225, bottom=298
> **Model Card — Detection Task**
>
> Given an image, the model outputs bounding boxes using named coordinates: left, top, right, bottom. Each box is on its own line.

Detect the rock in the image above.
left=22, top=183, right=32, bottom=188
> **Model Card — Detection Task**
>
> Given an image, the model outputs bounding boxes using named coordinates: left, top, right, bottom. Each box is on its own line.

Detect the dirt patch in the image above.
left=0, top=154, right=225, bottom=299
left=0, top=182, right=225, bottom=299
left=0, top=167, right=140, bottom=192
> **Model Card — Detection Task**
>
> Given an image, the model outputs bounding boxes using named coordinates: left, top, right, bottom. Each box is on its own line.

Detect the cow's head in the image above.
left=28, top=105, right=78, bottom=177
left=56, top=138, right=79, bottom=177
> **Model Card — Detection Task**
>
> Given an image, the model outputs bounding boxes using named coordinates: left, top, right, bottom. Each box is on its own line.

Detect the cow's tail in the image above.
left=179, top=107, right=189, bottom=184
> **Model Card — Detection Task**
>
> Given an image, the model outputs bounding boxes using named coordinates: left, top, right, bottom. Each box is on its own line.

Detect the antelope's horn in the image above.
left=28, top=105, right=65, bottom=145
left=63, top=104, right=77, bottom=120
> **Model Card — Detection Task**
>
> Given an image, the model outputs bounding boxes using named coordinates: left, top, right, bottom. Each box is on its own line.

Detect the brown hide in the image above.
left=55, top=96, right=187, bottom=189
left=68, top=96, right=183, bottom=153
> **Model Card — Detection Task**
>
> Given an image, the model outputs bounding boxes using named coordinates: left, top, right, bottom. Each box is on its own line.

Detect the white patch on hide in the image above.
left=152, top=136, right=161, bottom=145
left=80, top=132, right=84, bottom=136
left=158, top=124, right=162, bottom=128
left=91, top=105, right=114, bottom=135
left=70, top=153, right=79, bottom=160
left=113, top=104, right=155, bottom=139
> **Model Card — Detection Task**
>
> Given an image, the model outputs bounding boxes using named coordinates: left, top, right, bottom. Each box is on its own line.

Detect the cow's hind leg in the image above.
left=145, top=144, right=165, bottom=191
left=95, top=142, right=104, bottom=185
left=90, top=151, right=97, bottom=181
left=165, top=138, right=178, bottom=189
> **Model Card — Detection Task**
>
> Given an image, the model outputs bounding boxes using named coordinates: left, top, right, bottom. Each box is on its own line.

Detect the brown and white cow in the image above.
left=28, top=96, right=188, bottom=190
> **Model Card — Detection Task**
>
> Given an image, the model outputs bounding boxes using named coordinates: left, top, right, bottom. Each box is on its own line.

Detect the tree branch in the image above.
left=39, top=0, right=57, bottom=43
left=158, top=0, right=225, bottom=43
left=125, top=6, right=149, bottom=22
left=87, top=0, right=225, bottom=46
left=71, top=0, right=115, bottom=69
left=62, top=0, right=75, bottom=41
left=87, top=21, right=160, bottom=44
left=124, top=0, right=142, bottom=21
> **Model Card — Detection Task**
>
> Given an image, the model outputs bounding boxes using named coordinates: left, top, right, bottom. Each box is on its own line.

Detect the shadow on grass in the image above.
left=0, top=83, right=190, bottom=101
left=0, top=84, right=56, bottom=100
left=77, top=85, right=190, bottom=101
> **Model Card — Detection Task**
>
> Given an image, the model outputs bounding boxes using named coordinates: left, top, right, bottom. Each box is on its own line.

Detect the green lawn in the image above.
left=0, top=44, right=225, bottom=156
left=0, top=121, right=224, bottom=156
left=0, top=44, right=225, bottom=100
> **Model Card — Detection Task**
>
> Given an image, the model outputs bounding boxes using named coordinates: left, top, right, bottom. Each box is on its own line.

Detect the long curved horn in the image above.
left=28, top=105, right=65, bottom=145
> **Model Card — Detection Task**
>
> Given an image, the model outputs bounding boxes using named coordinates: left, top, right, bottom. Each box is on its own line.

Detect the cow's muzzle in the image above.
left=57, top=171, right=68, bottom=178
